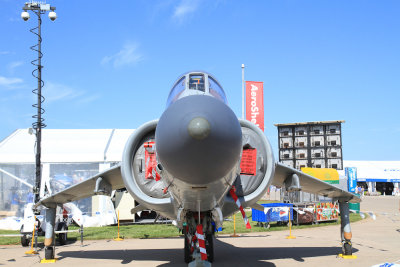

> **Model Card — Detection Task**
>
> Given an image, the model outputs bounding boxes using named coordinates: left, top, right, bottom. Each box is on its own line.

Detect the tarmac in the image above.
left=1, top=196, right=399, bottom=267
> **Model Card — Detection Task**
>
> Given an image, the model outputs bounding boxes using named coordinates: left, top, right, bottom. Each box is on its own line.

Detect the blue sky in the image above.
left=0, top=0, right=399, bottom=160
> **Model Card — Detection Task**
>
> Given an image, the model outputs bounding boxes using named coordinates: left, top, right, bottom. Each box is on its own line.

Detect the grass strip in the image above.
left=0, top=212, right=363, bottom=245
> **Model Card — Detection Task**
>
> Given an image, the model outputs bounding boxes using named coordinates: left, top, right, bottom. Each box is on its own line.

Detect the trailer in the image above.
left=252, top=203, right=293, bottom=228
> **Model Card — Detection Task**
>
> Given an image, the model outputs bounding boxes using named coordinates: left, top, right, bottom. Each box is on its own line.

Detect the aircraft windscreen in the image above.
left=209, top=76, right=227, bottom=104
left=189, top=74, right=205, bottom=92
left=167, top=76, right=186, bottom=107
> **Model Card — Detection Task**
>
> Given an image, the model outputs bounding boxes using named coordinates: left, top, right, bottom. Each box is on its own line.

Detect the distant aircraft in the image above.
left=35, top=71, right=360, bottom=264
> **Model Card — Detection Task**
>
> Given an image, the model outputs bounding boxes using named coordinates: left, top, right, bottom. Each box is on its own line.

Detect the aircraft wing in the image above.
left=271, top=162, right=360, bottom=203
left=35, top=164, right=125, bottom=208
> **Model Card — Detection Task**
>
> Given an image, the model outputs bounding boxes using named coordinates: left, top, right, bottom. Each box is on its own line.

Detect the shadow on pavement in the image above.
left=57, top=238, right=358, bottom=266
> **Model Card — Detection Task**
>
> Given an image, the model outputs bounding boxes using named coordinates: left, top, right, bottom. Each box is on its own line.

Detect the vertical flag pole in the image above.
left=241, top=64, right=245, bottom=119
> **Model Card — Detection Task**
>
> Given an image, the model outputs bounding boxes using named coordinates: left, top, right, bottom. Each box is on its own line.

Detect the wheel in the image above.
left=57, top=223, right=68, bottom=245
left=263, top=223, right=270, bottom=229
left=206, top=234, right=214, bottom=263
left=342, top=242, right=352, bottom=255
left=44, top=246, right=54, bottom=259
left=183, top=227, right=192, bottom=263
left=20, top=226, right=30, bottom=247
left=21, top=234, right=30, bottom=247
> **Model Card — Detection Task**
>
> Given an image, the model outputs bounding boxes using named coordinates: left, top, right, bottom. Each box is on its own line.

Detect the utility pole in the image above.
left=21, top=2, right=57, bottom=205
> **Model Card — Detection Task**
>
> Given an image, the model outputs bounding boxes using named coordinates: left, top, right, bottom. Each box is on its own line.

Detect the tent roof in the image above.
left=343, top=160, right=400, bottom=180
left=0, top=129, right=135, bottom=163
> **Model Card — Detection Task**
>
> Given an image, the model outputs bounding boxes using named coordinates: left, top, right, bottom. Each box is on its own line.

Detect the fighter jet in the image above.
left=35, top=71, right=360, bottom=264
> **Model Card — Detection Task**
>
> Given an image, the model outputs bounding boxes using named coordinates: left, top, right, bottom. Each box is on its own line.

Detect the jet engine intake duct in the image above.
left=239, top=119, right=275, bottom=204
left=156, top=95, right=242, bottom=186
left=222, top=119, right=275, bottom=216
left=121, top=120, right=174, bottom=216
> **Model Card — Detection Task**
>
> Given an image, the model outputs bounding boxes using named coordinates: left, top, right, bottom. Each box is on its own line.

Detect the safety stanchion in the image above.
left=286, top=208, right=296, bottom=239
left=25, top=216, right=38, bottom=255
left=113, top=210, right=124, bottom=241
left=230, top=213, right=239, bottom=237
left=80, top=224, right=84, bottom=246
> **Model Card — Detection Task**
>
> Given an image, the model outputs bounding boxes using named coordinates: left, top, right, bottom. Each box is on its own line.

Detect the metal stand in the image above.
left=286, top=209, right=296, bottom=239
left=80, top=224, right=84, bottom=246
left=230, top=214, right=239, bottom=237
left=25, top=216, right=38, bottom=255
left=113, top=210, right=124, bottom=241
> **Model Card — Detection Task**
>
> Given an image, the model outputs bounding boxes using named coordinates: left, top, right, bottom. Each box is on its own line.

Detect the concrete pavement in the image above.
left=1, top=196, right=399, bottom=266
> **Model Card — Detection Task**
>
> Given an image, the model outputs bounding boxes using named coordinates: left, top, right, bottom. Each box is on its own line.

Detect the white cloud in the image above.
left=7, top=61, right=23, bottom=73
left=44, top=82, right=84, bottom=103
left=101, top=43, right=143, bottom=68
left=43, top=81, right=100, bottom=105
left=76, top=94, right=101, bottom=105
left=0, top=76, right=23, bottom=89
left=0, top=51, right=11, bottom=55
left=172, top=0, right=200, bottom=22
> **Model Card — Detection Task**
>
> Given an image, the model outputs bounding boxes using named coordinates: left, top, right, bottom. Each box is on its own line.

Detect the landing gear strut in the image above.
left=182, top=211, right=214, bottom=264
left=338, top=201, right=356, bottom=258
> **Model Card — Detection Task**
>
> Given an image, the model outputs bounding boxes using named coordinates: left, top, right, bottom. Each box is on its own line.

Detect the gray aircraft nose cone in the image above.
left=187, top=117, right=211, bottom=140
left=156, top=95, right=242, bottom=185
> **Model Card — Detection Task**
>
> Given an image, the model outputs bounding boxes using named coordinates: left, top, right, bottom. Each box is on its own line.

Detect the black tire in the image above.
left=343, top=242, right=352, bottom=255
left=20, top=226, right=30, bottom=247
left=44, top=247, right=54, bottom=260
left=58, top=227, right=68, bottom=246
left=57, top=223, right=68, bottom=246
left=183, top=227, right=192, bottom=263
left=21, top=234, right=30, bottom=247
left=206, top=234, right=214, bottom=263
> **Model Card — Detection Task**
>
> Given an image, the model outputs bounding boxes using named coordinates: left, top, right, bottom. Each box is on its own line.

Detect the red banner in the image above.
left=245, top=81, right=264, bottom=131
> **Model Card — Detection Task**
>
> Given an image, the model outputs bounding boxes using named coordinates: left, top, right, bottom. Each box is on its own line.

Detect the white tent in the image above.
left=343, top=160, right=400, bottom=182
left=0, top=128, right=135, bottom=223
left=0, top=128, right=135, bottom=163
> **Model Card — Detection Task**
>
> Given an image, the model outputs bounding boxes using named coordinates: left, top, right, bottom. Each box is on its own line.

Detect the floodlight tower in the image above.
left=21, top=2, right=57, bottom=206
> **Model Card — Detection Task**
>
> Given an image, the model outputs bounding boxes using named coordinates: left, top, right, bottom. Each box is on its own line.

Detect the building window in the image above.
left=314, top=129, right=320, bottom=134
left=299, top=142, right=305, bottom=147
left=332, top=164, right=338, bottom=169
left=299, top=153, right=305, bottom=159
left=331, top=140, right=337, bottom=146
left=284, top=143, right=289, bottom=148
left=315, top=141, right=320, bottom=146
left=284, top=154, right=289, bottom=159
left=283, top=131, right=289, bottom=136
left=298, top=130, right=305, bottom=135
left=331, top=152, right=337, bottom=157
left=316, top=164, right=321, bottom=168
left=300, top=165, right=306, bottom=169
left=315, top=153, right=321, bottom=158
left=330, top=128, right=336, bottom=134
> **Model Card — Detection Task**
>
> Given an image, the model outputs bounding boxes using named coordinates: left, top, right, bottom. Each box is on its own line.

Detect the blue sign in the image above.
left=346, top=167, right=357, bottom=193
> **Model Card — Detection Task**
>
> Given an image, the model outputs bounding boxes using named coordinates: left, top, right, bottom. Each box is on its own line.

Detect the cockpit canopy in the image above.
left=166, top=72, right=227, bottom=107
